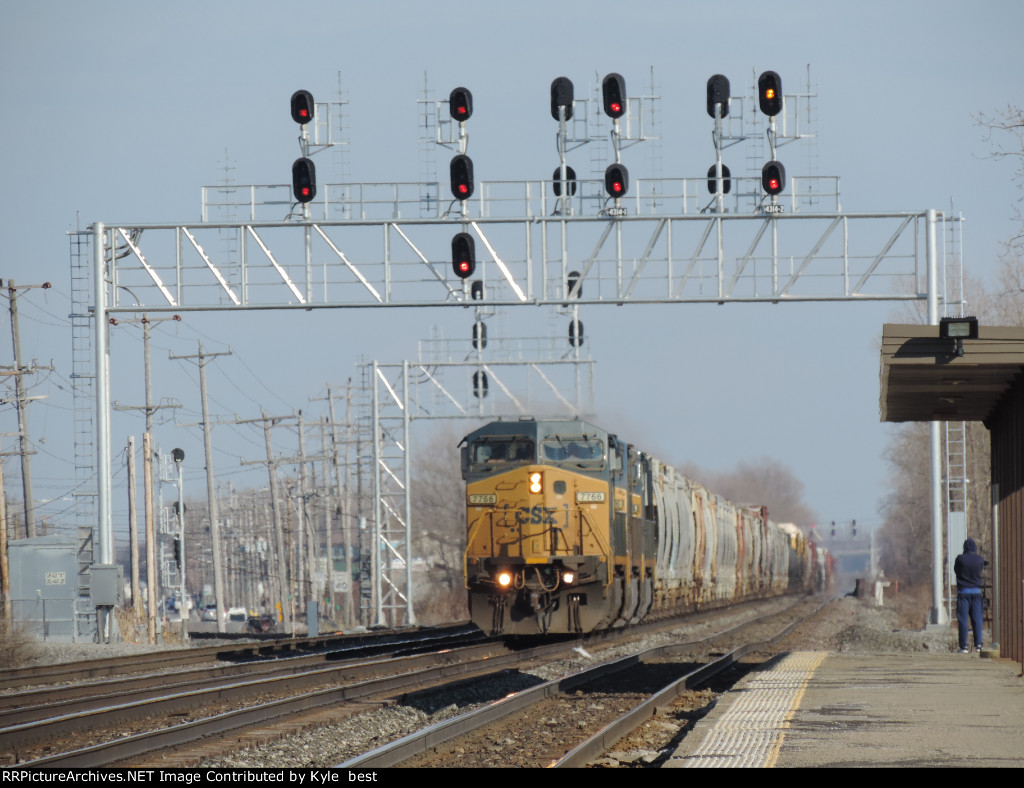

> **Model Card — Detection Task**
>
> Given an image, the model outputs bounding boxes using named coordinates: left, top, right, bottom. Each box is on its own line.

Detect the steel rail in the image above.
left=9, top=630, right=607, bottom=767
left=551, top=600, right=826, bottom=767
left=338, top=598, right=818, bottom=768
left=0, top=623, right=479, bottom=693
left=0, top=633, right=492, bottom=727
left=0, top=639, right=503, bottom=758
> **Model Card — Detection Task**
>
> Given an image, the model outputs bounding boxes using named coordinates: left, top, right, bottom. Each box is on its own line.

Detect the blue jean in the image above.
left=957, top=592, right=983, bottom=649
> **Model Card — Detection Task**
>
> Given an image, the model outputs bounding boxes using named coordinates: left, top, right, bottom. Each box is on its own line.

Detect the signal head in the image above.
left=602, top=73, right=627, bottom=119
left=552, top=164, right=578, bottom=197
left=706, top=74, right=730, bottom=118
left=604, top=162, right=629, bottom=198
left=290, top=90, right=315, bottom=125
left=449, top=154, right=475, bottom=200
left=449, top=87, right=473, bottom=122
left=568, top=318, right=584, bottom=347
left=758, top=71, right=783, bottom=117
left=291, top=157, right=317, bottom=203
left=761, top=160, right=786, bottom=196
left=706, top=163, right=732, bottom=194
left=550, top=76, right=574, bottom=121
left=451, top=232, right=476, bottom=279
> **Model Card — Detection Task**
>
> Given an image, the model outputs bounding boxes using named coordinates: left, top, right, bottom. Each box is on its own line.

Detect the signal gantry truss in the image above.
left=77, top=192, right=947, bottom=629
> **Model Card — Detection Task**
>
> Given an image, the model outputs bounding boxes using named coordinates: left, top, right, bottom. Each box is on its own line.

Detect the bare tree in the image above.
left=877, top=107, right=1024, bottom=589
left=410, top=425, right=471, bottom=624
left=877, top=423, right=933, bottom=586
left=680, top=457, right=818, bottom=526
left=975, top=105, right=1024, bottom=258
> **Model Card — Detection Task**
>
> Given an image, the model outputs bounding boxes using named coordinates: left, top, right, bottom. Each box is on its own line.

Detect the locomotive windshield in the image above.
left=468, top=436, right=535, bottom=473
left=540, top=435, right=605, bottom=469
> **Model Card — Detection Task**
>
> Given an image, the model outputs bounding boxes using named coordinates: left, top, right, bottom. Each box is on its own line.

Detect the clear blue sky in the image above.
left=1, top=1, right=1021, bottom=536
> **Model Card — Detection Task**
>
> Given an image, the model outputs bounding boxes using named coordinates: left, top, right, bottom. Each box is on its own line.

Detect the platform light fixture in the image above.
left=939, top=316, right=979, bottom=357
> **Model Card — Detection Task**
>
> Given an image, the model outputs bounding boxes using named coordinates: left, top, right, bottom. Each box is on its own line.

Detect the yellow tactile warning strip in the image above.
left=678, top=651, right=828, bottom=768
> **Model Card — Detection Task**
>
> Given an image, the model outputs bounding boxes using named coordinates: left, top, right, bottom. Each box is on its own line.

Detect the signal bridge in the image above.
left=90, top=195, right=928, bottom=319
left=68, top=68, right=958, bottom=630
left=74, top=199, right=947, bottom=626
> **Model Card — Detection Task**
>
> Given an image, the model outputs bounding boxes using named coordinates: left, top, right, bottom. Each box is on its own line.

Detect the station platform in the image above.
left=666, top=650, right=1024, bottom=768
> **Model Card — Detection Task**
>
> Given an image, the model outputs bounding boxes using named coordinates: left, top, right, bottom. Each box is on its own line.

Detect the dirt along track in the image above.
left=205, top=595, right=852, bottom=768
left=3, top=589, right=952, bottom=768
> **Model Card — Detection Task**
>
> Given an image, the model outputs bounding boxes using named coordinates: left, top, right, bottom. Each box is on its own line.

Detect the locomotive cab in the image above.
left=462, top=419, right=616, bottom=635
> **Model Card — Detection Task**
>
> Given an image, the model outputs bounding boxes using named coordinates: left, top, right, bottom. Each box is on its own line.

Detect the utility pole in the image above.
left=233, top=410, right=330, bottom=635
left=296, top=412, right=318, bottom=618
left=110, top=314, right=181, bottom=635
left=170, top=343, right=232, bottom=633
left=311, top=381, right=357, bottom=629
left=4, top=279, right=54, bottom=537
left=126, top=436, right=140, bottom=615
left=111, top=315, right=183, bottom=434
left=0, top=434, right=9, bottom=621
left=143, top=432, right=157, bottom=643
left=172, top=447, right=187, bottom=640
left=237, top=411, right=295, bottom=635
left=319, top=416, right=334, bottom=622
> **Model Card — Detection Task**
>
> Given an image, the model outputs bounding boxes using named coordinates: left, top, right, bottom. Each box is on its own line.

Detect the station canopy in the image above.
left=880, top=324, right=1024, bottom=423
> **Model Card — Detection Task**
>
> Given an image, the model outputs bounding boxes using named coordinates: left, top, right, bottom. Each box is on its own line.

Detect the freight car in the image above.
left=461, top=417, right=826, bottom=636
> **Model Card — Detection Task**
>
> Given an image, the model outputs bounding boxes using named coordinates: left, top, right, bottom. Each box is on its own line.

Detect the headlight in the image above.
left=529, top=472, right=543, bottom=494
left=562, top=571, right=575, bottom=585
left=497, top=571, right=513, bottom=588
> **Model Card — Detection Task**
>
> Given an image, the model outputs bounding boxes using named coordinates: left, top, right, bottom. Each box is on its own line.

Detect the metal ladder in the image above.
left=942, top=209, right=969, bottom=621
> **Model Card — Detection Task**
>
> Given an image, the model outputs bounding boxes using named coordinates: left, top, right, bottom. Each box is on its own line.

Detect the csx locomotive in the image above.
left=461, top=418, right=828, bottom=636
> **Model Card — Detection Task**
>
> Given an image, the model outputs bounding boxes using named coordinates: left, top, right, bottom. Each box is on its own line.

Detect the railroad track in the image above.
left=2, top=597, right=820, bottom=767
left=0, top=623, right=482, bottom=693
left=0, top=625, right=493, bottom=766
left=341, top=599, right=823, bottom=768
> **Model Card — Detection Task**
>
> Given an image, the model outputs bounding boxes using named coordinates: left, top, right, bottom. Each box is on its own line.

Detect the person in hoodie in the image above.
left=953, top=538, right=986, bottom=653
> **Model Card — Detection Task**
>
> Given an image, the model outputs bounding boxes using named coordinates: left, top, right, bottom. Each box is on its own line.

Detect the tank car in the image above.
left=461, top=417, right=825, bottom=636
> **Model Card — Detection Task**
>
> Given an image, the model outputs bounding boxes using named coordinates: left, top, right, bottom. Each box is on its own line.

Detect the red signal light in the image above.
left=761, top=160, right=786, bottom=196
left=290, top=90, right=315, bottom=125
left=449, top=87, right=473, bottom=122
left=291, top=157, right=317, bottom=204
left=604, top=163, right=629, bottom=198
left=452, top=232, right=476, bottom=280
left=601, top=73, right=626, bottom=119
left=450, top=154, right=474, bottom=201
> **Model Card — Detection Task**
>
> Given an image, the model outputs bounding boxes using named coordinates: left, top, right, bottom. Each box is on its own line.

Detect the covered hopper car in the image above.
left=461, top=418, right=828, bottom=636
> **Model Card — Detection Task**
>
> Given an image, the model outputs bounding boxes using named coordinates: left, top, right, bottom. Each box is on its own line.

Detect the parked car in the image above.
left=246, top=614, right=275, bottom=633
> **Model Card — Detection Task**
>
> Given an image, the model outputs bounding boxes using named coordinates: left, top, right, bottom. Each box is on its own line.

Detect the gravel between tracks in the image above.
left=202, top=590, right=954, bottom=769
left=15, top=588, right=958, bottom=768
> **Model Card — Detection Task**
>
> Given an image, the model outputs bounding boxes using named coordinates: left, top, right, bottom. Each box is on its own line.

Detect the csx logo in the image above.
left=517, top=506, right=557, bottom=525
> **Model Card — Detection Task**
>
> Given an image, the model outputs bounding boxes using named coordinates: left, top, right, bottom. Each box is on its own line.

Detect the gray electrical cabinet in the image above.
left=90, top=564, right=123, bottom=607
left=9, top=536, right=84, bottom=641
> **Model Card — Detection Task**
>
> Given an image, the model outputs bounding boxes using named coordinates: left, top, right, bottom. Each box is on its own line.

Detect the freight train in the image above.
left=461, top=418, right=830, bottom=636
